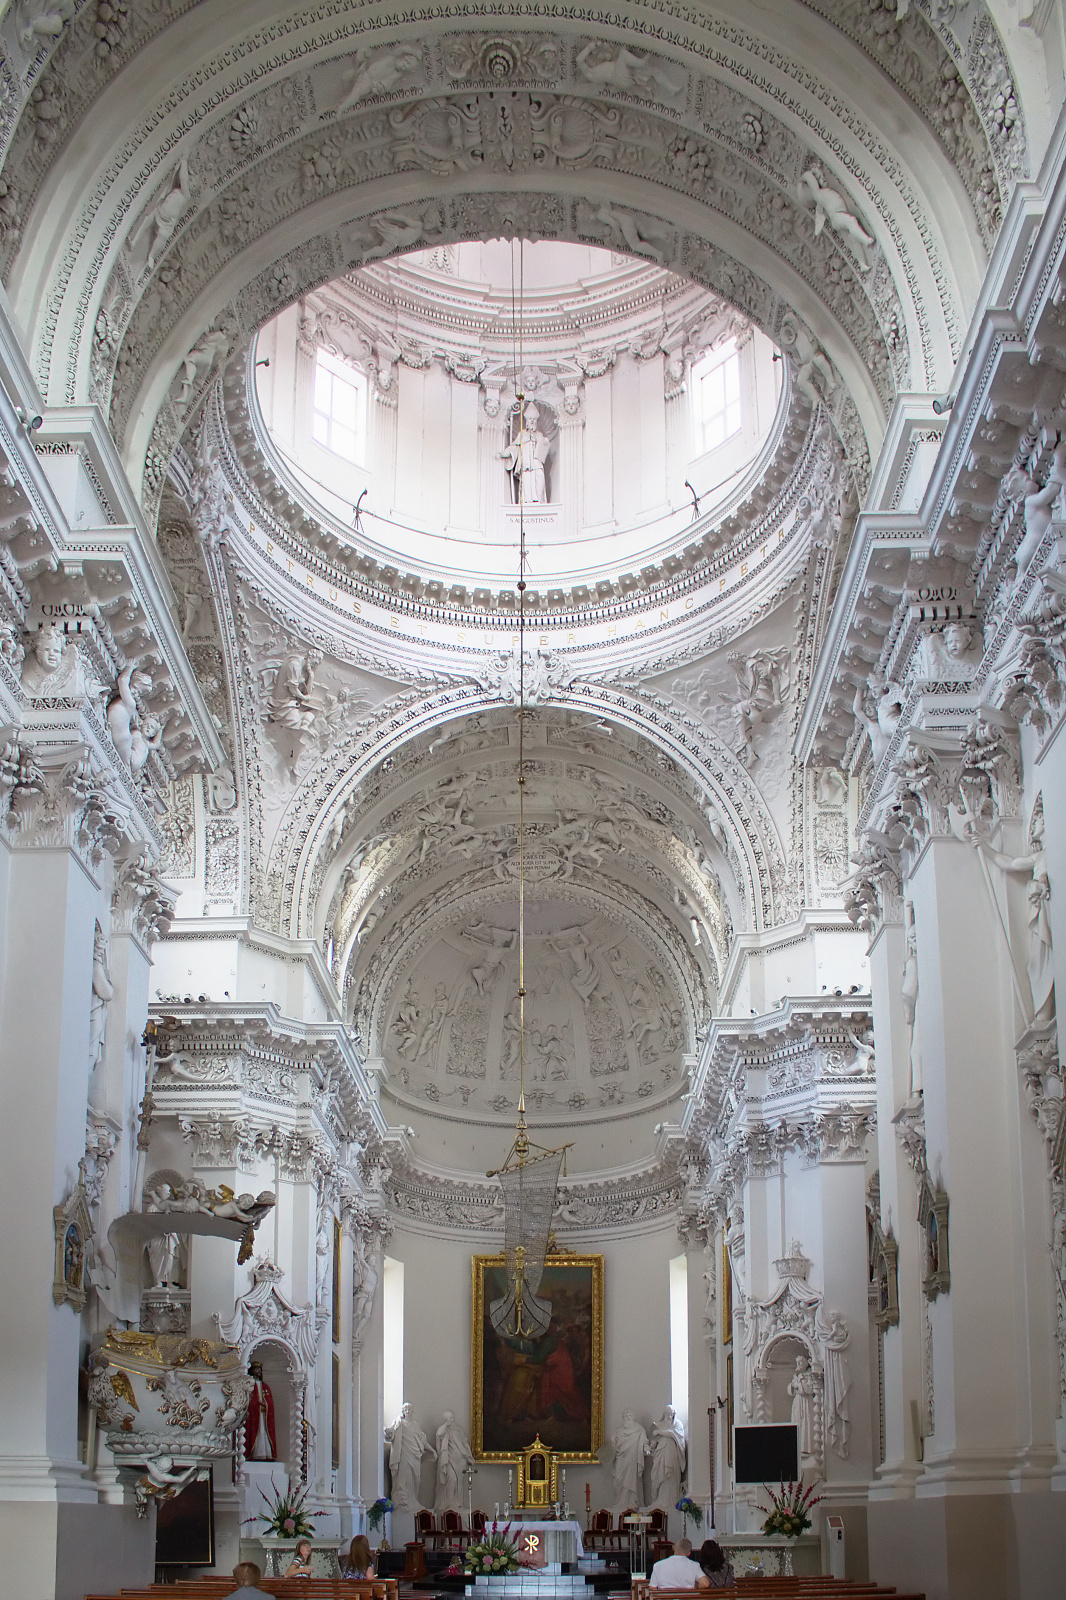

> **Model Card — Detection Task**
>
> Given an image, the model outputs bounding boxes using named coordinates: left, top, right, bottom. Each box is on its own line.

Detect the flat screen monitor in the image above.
left=733, top=1423, right=798, bottom=1484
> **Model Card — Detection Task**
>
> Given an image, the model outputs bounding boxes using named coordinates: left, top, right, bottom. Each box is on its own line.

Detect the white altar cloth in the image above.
left=494, top=1519, right=585, bottom=1563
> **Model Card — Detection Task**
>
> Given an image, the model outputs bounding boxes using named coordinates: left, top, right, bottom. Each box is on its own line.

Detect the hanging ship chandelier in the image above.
left=487, top=238, right=571, bottom=1343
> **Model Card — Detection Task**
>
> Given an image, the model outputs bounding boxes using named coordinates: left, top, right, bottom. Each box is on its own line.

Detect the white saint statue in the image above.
left=500, top=403, right=549, bottom=505
left=385, top=1402, right=436, bottom=1509
left=648, top=1404, right=686, bottom=1510
left=788, top=1353, right=817, bottom=1462
left=433, top=1410, right=475, bottom=1512
left=610, top=1408, right=650, bottom=1509
left=88, top=922, right=114, bottom=1072
left=977, top=804, right=1054, bottom=1024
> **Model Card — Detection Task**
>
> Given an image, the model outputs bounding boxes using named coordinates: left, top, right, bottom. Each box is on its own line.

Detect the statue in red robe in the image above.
left=244, top=1360, right=277, bottom=1460
left=538, top=1328, right=587, bottom=1422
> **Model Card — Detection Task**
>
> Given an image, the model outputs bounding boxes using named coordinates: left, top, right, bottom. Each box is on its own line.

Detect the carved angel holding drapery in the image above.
left=974, top=800, right=1054, bottom=1023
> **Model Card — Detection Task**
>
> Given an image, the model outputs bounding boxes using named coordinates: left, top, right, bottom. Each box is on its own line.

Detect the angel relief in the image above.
left=255, top=635, right=375, bottom=779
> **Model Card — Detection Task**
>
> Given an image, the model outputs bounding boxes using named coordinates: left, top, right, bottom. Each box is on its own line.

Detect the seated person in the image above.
left=649, top=1537, right=703, bottom=1588
left=344, top=1534, right=375, bottom=1578
left=284, top=1538, right=314, bottom=1577
left=223, top=1561, right=272, bottom=1600
left=695, top=1539, right=735, bottom=1590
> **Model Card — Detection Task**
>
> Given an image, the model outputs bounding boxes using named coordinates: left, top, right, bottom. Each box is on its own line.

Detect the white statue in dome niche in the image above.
left=610, top=1408, right=650, bottom=1509
left=433, top=1410, right=475, bottom=1512
left=798, top=169, right=875, bottom=267
left=501, top=403, right=549, bottom=504
left=788, top=1352, right=818, bottom=1463
left=385, top=1402, right=436, bottom=1509
left=648, top=1404, right=686, bottom=1509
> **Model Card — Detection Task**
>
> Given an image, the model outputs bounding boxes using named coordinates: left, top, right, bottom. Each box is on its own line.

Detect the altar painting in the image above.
left=471, top=1254, right=603, bottom=1460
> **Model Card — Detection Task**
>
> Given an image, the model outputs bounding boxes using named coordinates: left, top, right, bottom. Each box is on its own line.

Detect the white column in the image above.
left=907, top=831, right=1047, bottom=1484
left=557, top=402, right=584, bottom=542
left=0, top=782, right=154, bottom=1596
left=356, top=1254, right=386, bottom=1512
left=867, top=915, right=924, bottom=1494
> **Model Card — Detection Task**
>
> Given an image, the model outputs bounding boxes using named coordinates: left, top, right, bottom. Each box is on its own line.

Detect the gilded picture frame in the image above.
left=471, top=1252, right=603, bottom=1461
left=721, top=1232, right=734, bottom=1345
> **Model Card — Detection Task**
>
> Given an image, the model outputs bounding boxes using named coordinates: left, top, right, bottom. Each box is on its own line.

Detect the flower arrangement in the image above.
left=675, top=1496, right=703, bottom=1531
left=759, top=1480, right=823, bottom=1539
left=462, top=1522, right=522, bottom=1575
left=366, top=1496, right=393, bottom=1533
left=253, top=1482, right=316, bottom=1538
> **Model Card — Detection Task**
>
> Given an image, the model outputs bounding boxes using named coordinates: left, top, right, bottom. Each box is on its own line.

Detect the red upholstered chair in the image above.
left=617, top=1508, right=638, bottom=1529
left=647, top=1509, right=668, bottom=1536
left=442, top=1510, right=462, bottom=1535
left=471, top=1510, right=487, bottom=1532
left=415, top=1510, right=436, bottom=1537
left=591, top=1510, right=612, bottom=1534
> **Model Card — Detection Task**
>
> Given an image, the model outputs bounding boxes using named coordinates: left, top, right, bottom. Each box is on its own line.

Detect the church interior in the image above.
left=1, top=2, right=1065, bottom=1599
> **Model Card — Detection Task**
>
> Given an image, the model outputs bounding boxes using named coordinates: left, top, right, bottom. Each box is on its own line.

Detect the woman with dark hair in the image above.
left=344, top=1534, right=375, bottom=1578
left=695, top=1539, right=735, bottom=1590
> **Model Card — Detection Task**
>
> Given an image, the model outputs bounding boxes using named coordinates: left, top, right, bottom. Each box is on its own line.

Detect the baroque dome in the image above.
left=249, top=239, right=788, bottom=597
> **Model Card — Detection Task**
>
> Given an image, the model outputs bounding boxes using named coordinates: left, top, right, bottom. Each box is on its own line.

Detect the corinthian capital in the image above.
left=112, top=850, right=178, bottom=946
left=6, top=745, right=128, bottom=867
left=881, top=720, right=1019, bottom=865
left=842, top=828, right=903, bottom=933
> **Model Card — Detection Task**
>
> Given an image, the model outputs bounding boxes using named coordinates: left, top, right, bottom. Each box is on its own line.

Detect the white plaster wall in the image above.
left=387, top=1222, right=682, bottom=1520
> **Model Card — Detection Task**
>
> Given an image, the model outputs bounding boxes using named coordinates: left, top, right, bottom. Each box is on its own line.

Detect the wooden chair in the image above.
left=414, top=1509, right=436, bottom=1537
left=471, top=1509, right=487, bottom=1532
left=647, top=1509, right=667, bottom=1536
left=591, top=1509, right=612, bottom=1534
left=442, top=1509, right=463, bottom=1535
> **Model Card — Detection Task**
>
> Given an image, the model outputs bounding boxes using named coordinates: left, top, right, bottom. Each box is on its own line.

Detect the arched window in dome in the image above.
left=693, top=341, right=742, bottom=454
left=312, top=348, right=367, bottom=465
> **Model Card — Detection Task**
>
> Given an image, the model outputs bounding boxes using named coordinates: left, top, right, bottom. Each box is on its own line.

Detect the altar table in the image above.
left=497, top=1519, right=585, bottom=1563
left=717, top=1532, right=820, bottom=1577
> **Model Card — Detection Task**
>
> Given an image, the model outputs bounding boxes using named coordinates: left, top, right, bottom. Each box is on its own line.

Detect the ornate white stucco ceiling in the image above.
left=0, top=0, right=1037, bottom=527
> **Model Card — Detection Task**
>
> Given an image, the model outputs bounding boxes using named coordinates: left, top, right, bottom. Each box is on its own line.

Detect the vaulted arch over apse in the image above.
left=0, top=0, right=1034, bottom=515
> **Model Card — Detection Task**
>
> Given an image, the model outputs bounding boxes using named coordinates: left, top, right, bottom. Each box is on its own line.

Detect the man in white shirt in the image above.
left=648, top=1538, right=703, bottom=1588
